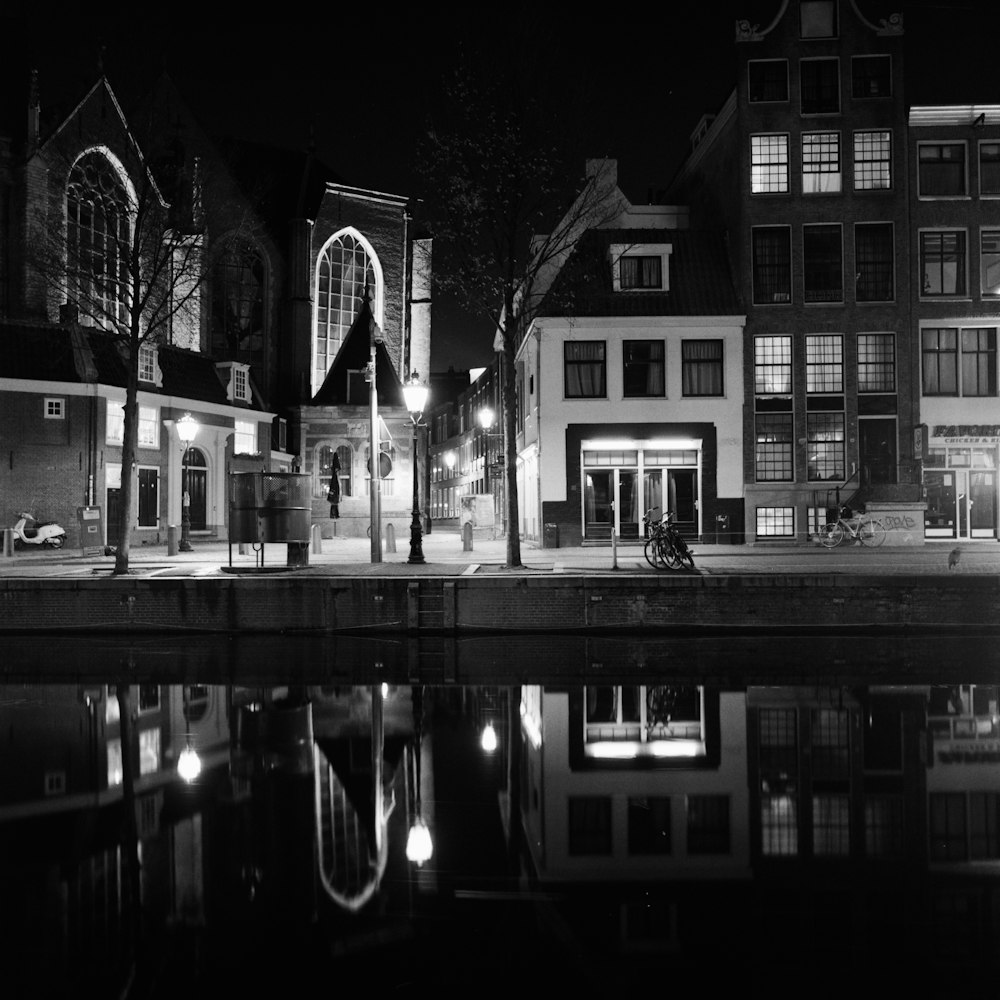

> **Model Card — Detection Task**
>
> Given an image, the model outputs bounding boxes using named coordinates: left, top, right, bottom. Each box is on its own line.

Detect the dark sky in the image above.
left=6, top=2, right=1000, bottom=370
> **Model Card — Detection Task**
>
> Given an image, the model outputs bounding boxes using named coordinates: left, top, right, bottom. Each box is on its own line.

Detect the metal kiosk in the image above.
left=229, top=472, right=311, bottom=569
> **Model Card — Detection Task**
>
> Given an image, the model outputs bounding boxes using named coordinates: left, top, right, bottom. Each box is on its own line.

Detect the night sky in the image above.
left=4, top=2, right=1000, bottom=370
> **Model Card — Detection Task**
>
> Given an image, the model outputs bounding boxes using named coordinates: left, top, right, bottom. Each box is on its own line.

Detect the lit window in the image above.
left=858, top=334, right=896, bottom=393
left=813, top=794, right=850, bottom=856
left=807, top=412, right=845, bottom=482
left=755, top=335, right=792, bottom=394
left=854, top=131, right=891, bottom=190
left=918, top=143, right=967, bottom=197
left=756, top=506, right=795, bottom=537
left=806, top=334, right=843, bottom=392
left=751, top=135, right=789, bottom=193
left=755, top=415, right=793, bottom=481
left=66, top=151, right=130, bottom=330
left=234, top=366, right=249, bottom=402
left=234, top=419, right=256, bottom=455
left=44, top=397, right=65, bottom=419
left=922, top=327, right=958, bottom=395
left=802, top=132, right=841, bottom=193
left=138, top=727, right=160, bottom=777
left=314, top=231, right=377, bottom=397
left=107, top=738, right=123, bottom=787
left=138, top=344, right=157, bottom=383
left=106, top=399, right=125, bottom=444
left=138, top=406, right=158, bottom=448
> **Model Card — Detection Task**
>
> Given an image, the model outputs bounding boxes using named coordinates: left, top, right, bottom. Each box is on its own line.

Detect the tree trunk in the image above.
left=501, top=338, right=522, bottom=567
left=114, top=341, right=140, bottom=575
left=116, top=685, right=143, bottom=964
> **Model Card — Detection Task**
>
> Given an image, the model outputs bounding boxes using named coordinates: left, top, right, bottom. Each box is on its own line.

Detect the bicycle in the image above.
left=819, top=508, right=887, bottom=548
left=642, top=508, right=696, bottom=570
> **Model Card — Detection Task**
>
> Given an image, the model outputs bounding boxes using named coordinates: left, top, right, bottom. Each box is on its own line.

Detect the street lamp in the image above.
left=403, top=373, right=429, bottom=565
left=176, top=412, right=199, bottom=552
left=478, top=407, right=503, bottom=537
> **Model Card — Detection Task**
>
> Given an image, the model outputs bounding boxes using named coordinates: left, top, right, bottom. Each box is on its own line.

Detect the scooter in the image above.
left=11, top=512, right=66, bottom=549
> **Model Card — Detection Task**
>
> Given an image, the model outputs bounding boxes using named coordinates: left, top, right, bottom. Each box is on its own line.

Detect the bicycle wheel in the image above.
left=858, top=517, right=886, bottom=548
left=660, top=537, right=683, bottom=569
left=673, top=535, right=696, bottom=570
left=820, top=522, right=844, bottom=548
left=644, top=536, right=664, bottom=569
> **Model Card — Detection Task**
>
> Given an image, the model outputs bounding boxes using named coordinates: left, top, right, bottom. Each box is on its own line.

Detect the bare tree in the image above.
left=26, top=79, right=255, bottom=574
left=418, top=60, right=627, bottom=567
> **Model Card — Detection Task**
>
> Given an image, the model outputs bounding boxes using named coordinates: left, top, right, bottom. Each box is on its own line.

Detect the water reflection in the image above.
left=1, top=641, right=999, bottom=994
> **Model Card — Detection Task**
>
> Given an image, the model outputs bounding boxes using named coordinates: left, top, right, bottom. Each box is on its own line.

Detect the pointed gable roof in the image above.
left=311, top=292, right=404, bottom=406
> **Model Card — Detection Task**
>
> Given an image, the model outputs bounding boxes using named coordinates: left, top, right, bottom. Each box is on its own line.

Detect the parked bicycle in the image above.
left=642, top=507, right=696, bottom=570
left=819, top=506, right=887, bottom=548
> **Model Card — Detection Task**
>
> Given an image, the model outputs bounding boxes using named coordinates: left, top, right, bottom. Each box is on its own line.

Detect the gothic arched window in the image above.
left=66, top=151, right=131, bottom=330
left=314, top=231, right=377, bottom=396
left=211, top=239, right=265, bottom=368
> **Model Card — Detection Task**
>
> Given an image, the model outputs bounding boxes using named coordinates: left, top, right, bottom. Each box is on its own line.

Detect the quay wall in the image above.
left=1, top=574, right=998, bottom=635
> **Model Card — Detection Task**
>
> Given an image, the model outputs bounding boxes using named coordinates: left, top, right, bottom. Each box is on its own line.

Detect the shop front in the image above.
left=923, top=427, right=999, bottom=540
left=581, top=439, right=701, bottom=542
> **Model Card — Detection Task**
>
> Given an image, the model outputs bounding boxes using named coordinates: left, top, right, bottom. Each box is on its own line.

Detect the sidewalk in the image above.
left=2, top=529, right=999, bottom=577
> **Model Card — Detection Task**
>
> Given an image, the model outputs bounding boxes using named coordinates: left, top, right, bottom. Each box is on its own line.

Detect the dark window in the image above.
left=921, top=231, right=966, bottom=296
left=981, top=230, right=1000, bottom=296
left=930, top=793, right=967, bottom=862
left=919, top=143, right=967, bottom=196
left=858, top=334, right=895, bottom=392
left=922, top=327, right=958, bottom=395
left=335, top=444, right=353, bottom=498
left=970, top=793, right=1000, bottom=859
left=804, top=224, right=842, bottom=302
left=681, top=340, right=724, bottom=396
left=687, top=795, right=730, bottom=854
left=564, top=341, right=606, bottom=398
left=980, top=142, right=1000, bottom=195
left=622, top=340, right=665, bottom=397
left=800, top=0, right=836, bottom=37
left=752, top=227, right=791, bottom=303
left=620, top=255, right=662, bottom=289
left=855, top=223, right=894, bottom=301
left=800, top=58, right=840, bottom=114
left=961, top=327, right=997, bottom=397
left=138, top=468, right=158, bottom=527
left=138, top=685, right=160, bottom=712
left=755, top=414, right=794, bottom=481
left=628, top=797, right=671, bottom=855
left=569, top=797, right=612, bottom=855
left=749, top=60, right=788, bottom=102
left=852, top=54, right=891, bottom=98
left=211, top=240, right=265, bottom=367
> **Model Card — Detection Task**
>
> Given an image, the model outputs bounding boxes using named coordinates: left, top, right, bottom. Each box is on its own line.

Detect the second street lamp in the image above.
left=176, top=412, right=199, bottom=552
left=403, top=373, right=429, bottom=565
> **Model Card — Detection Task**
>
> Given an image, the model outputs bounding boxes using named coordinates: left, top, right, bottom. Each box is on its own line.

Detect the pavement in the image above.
left=2, top=530, right=999, bottom=578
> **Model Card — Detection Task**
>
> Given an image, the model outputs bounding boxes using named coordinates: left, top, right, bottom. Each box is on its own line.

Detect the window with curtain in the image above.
left=853, top=130, right=892, bottom=190
left=919, top=143, right=967, bottom=196
left=921, top=231, right=966, bottom=296
left=806, top=335, right=842, bottom=393
left=314, top=232, right=377, bottom=396
left=855, top=223, right=894, bottom=301
left=66, top=151, right=130, bottom=330
left=961, top=327, right=997, bottom=397
left=802, top=132, right=841, bottom=193
left=858, top=333, right=896, bottom=392
left=622, top=340, right=664, bottom=396
left=803, top=224, right=843, bottom=302
left=620, top=256, right=662, bottom=290
left=981, top=231, right=1000, bottom=296
left=751, top=134, right=789, bottom=193
left=755, top=336, right=792, bottom=394
left=755, top=413, right=793, bottom=481
left=211, top=239, right=265, bottom=367
left=752, top=227, right=791, bottom=303
left=922, top=327, right=958, bottom=395
left=564, top=341, right=606, bottom=398
left=807, top=412, right=845, bottom=481
left=681, top=340, right=723, bottom=396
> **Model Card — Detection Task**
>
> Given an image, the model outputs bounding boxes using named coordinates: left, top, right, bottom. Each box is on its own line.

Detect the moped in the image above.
left=11, top=511, right=66, bottom=549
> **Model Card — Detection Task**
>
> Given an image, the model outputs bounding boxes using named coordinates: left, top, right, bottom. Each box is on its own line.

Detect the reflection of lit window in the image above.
left=687, top=795, right=730, bottom=854
left=106, top=685, right=120, bottom=723
left=108, top=738, right=123, bottom=786
left=139, top=727, right=160, bottom=776
left=138, top=685, right=160, bottom=714
left=813, top=794, right=850, bottom=856
left=585, top=685, right=705, bottom=758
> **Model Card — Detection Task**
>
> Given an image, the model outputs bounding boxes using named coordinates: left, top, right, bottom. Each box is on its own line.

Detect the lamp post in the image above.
left=478, top=406, right=503, bottom=537
left=403, top=373, right=429, bottom=565
left=177, top=412, right=199, bottom=552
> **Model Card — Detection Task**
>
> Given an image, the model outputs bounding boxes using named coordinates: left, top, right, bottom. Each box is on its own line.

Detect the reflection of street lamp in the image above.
left=177, top=412, right=199, bottom=552
left=406, top=686, right=433, bottom=866
left=178, top=741, right=202, bottom=782
left=481, top=721, right=498, bottom=753
left=403, top=373, right=429, bottom=565
left=444, top=451, right=456, bottom=471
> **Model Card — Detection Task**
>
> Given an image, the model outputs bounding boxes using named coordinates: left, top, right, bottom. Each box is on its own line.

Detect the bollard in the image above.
left=2, top=528, right=14, bottom=558
left=462, top=521, right=473, bottom=552
left=611, top=532, right=618, bottom=570
left=385, top=521, right=396, bottom=553
left=167, top=524, right=179, bottom=556
left=311, top=523, right=322, bottom=555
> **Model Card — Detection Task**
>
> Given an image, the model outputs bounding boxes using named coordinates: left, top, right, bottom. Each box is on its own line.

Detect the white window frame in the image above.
left=43, top=397, right=65, bottom=419
left=610, top=244, right=673, bottom=292
left=138, top=405, right=159, bottom=448
left=853, top=130, right=892, bottom=191
left=138, top=344, right=162, bottom=385
left=751, top=134, right=790, bottom=194
left=234, top=419, right=256, bottom=456
left=106, top=399, right=125, bottom=444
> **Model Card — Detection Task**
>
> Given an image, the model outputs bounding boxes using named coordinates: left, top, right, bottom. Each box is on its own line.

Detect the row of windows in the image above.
left=568, top=794, right=730, bottom=856
left=752, top=225, right=1000, bottom=304
left=749, top=53, right=891, bottom=106
left=752, top=131, right=893, bottom=195
left=565, top=339, right=724, bottom=399
left=754, top=333, right=896, bottom=396
left=314, top=442, right=400, bottom=500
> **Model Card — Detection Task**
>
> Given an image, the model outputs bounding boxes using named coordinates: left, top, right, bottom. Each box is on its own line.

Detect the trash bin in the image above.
left=543, top=523, right=559, bottom=548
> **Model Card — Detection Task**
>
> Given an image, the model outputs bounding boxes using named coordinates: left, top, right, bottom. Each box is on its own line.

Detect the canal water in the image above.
left=2, top=633, right=998, bottom=995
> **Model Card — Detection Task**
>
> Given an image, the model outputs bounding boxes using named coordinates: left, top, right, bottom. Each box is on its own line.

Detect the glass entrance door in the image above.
left=584, top=471, right=614, bottom=540
left=925, top=469, right=998, bottom=539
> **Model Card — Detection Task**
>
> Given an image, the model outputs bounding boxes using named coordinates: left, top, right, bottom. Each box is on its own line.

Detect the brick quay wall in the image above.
left=1, top=573, right=998, bottom=636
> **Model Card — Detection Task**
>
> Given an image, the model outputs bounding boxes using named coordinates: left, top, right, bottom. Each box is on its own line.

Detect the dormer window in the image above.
left=611, top=244, right=673, bottom=292
left=138, top=344, right=163, bottom=386
left=217, top=361, right=252, bottom=404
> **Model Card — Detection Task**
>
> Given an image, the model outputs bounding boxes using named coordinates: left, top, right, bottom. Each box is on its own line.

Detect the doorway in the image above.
left=924, top=468, right=997, bottom=539
left=859, top=418, right=897, bottom=485
left=584, top=470, right=641, bottom=540
left=183, top=447, right=208, bottom=531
